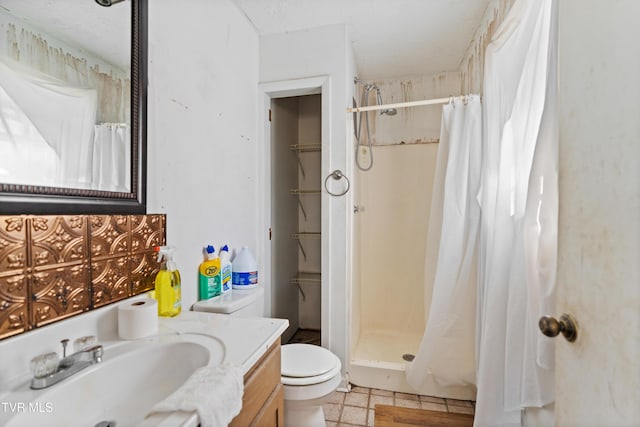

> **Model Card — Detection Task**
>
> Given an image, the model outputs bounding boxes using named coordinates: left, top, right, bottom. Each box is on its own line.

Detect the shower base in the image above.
left=349, top=329, right=476, bottom=400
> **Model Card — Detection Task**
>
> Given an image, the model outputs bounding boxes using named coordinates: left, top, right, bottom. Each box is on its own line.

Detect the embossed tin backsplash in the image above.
left=0, top=214, right=166, bottom=340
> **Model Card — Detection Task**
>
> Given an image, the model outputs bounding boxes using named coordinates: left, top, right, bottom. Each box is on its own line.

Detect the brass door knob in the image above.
left=538, top=313, right=578, bottom=342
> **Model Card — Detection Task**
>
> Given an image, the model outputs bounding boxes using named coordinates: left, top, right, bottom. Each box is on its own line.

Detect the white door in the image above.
left=555, top=1, right=640, bottom=425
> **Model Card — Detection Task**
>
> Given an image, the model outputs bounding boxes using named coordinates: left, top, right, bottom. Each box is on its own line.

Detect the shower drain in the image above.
left=402, top=353, right=415, bottom=362
left=94, top=421, right=116, bottom=427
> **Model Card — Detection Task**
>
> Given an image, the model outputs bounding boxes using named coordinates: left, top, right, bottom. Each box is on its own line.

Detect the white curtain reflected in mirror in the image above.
left=0, top=79, right=58, bottom=187
left=92, top=123, right=131, bottom=192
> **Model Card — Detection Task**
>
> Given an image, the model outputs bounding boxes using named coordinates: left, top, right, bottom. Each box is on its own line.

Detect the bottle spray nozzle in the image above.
left=154, top=246, right=177, bottom=270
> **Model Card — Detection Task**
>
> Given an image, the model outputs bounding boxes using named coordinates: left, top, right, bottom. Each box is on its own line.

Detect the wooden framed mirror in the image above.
left=0, top=0, right=147, bottom=214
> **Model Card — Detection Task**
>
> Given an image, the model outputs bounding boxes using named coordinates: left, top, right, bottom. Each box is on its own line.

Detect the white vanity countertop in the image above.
left=0, top=306, right=288, bottom=427
left=142, top=311, right=289, bottom=427
left=160, top=311, right=288, bottom=376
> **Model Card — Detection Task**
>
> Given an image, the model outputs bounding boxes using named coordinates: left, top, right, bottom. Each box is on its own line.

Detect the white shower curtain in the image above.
left=406, top=95, right=482, bottom=391
left=406, top=0, right=557, bottom=423
left=475, top=0, right=558, bottom=425
left=92, top=123, right=131, bottom=192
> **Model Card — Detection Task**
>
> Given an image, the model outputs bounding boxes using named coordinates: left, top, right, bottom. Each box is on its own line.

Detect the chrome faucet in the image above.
left=30, top=337, right=103, bottom=390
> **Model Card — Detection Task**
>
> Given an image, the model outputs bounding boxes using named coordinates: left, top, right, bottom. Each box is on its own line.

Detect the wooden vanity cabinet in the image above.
left=230, top=339, right=283, bottom=427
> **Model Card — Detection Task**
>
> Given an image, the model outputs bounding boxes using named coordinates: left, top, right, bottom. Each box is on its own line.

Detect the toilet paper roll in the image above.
left=117, top=299, right=158, bottom=340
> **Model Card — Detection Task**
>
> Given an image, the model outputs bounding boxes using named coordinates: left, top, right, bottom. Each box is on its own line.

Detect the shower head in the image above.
left=354, top=77, right=397, bottom=115
left=95, top=0, right=125, bottom=6
left=355, top=76, right=377, bottom=92
left=376, top=88, right=397, bottom=116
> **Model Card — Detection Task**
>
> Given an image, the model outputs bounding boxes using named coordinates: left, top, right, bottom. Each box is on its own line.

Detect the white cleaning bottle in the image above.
left=232, top=246, right=258, bottom=289
left=219, top=245, right=232, bottom=294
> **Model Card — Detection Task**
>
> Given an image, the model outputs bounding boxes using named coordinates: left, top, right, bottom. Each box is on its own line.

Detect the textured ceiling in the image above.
left=231, top=0, right=492, bottom=79
left=1, top=0, right=492, bottom=79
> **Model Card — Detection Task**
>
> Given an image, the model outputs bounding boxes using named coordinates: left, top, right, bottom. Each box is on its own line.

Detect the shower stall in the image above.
left=348, top=77, right=476, bottom=399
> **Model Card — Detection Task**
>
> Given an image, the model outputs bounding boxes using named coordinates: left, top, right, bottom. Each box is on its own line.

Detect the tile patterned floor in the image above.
left=285, top=331, right=474, bottom=426
left=324, top=386, right=475, bottom=427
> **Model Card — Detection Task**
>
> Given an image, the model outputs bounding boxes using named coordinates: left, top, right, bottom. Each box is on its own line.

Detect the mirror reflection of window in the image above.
left=0, top=2, right=131, bottom=192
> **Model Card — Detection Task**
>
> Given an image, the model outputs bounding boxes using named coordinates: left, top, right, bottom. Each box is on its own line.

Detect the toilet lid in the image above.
left=281, top=344, right=338, bottom=378
left=281, top=357, right=342, bottom=386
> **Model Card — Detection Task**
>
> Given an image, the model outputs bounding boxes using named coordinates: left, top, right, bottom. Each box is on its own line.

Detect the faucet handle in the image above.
left=73, top=335, right=97, bottom=353
left=87, top=345, right=104, bottom=363
left=60, top=339, right=69, bottom=357
left=30, top=352, right=60, bottom=379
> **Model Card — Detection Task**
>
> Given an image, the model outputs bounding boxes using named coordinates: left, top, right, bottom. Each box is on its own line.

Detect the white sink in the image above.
left=1, top=334, right=225, bottom=427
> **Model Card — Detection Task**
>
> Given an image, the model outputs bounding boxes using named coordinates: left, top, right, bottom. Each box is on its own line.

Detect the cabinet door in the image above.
left=250, top=384, right=284, bottom=427
left=230, top=342, right=281, bottom=427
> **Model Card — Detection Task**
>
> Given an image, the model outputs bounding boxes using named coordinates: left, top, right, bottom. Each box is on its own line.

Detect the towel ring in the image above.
left=324, top=170, right=350, bottom=197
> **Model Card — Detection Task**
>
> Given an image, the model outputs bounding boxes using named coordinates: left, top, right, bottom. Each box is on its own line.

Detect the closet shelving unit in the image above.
left=290, top=143, right=321, bottom=179
left=289, top=189, right=321, bottom=220
left=290, top=272, right=321, bottom=301
left=289, top=143, right=321, bottom=301
left=291, top=231, right=321, bottom=259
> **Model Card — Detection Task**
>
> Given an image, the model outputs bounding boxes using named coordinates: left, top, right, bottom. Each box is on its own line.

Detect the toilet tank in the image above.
left=192, top=287, right=265, bottom=317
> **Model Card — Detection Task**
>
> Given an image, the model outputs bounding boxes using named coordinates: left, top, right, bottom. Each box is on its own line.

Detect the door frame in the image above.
left=257, top=75, right=332, bottom=346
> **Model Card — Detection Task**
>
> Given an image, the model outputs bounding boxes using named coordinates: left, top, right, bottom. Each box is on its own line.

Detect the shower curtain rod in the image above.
left=346, top=96, right=451, bottom=113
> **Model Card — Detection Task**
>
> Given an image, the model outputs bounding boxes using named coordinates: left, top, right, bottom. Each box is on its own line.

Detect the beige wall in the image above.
left=353, top=72, right=457, bottom=337
left=356, top=144, right=438, bottom=334
left=358, top=72, right=462, bottom=147
left=297, top=95, right=322, bottom=330
left=270, top=97, right=300, bottom=342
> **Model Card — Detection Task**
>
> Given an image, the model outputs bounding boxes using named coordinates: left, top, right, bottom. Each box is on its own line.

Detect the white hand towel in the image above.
left=148, top=363, right=244, bottom=427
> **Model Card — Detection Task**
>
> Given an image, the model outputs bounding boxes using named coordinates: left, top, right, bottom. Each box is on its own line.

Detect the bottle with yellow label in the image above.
left=154, top=246, right=182, bottom=317
left=198, top=245, right=221, bottom=300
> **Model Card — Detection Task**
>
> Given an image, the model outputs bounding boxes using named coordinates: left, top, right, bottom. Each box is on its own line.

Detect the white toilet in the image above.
left=280, top=343, right=342, bottom=426
left=192, top=287, right=343, bottom=427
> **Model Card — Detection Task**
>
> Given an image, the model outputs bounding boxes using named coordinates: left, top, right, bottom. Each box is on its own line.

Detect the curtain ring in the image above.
left=324, top=170, right=350, bottom=197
